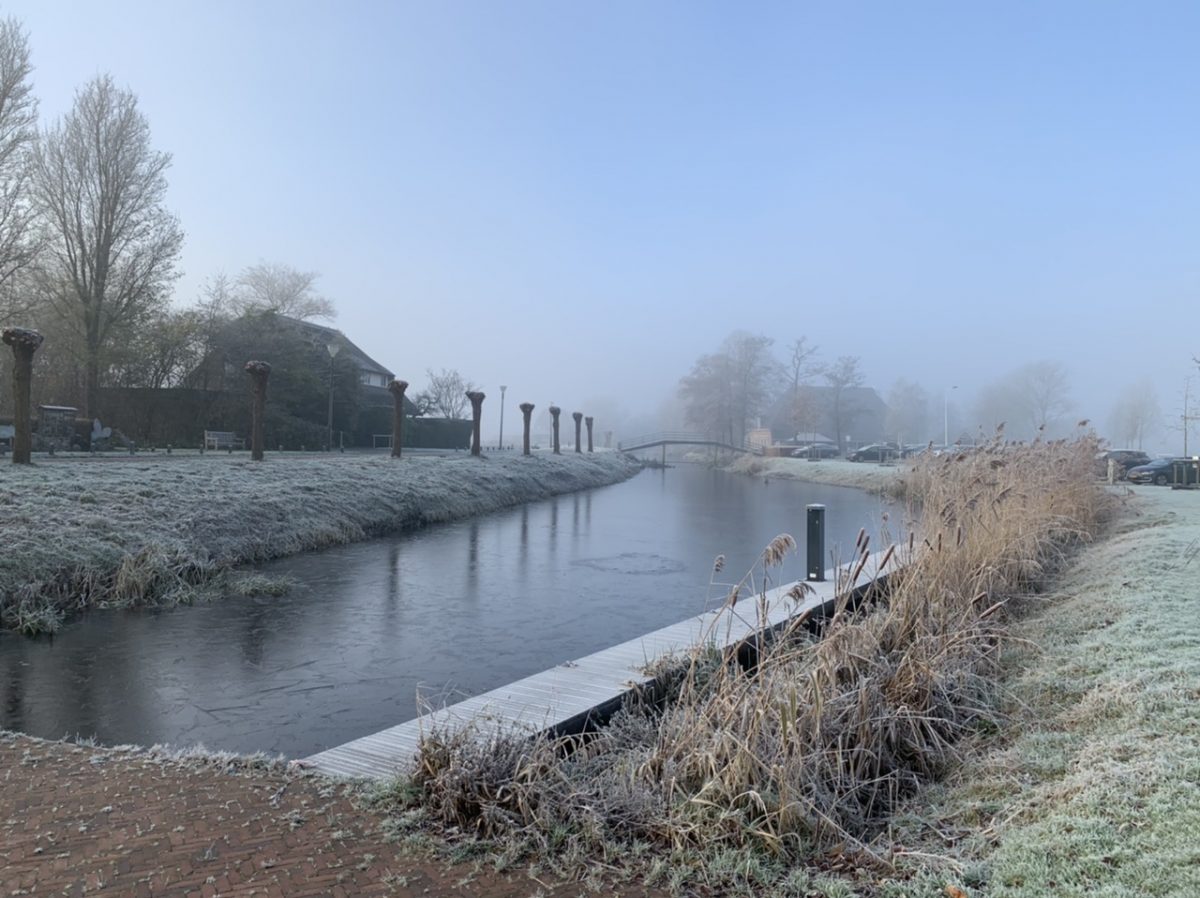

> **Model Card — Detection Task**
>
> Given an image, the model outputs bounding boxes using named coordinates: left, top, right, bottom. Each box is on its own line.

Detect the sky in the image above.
left=6, top=0, right=1198, bottom=450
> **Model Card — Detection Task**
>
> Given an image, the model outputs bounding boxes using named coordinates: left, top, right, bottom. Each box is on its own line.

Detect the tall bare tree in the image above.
left=32, top=74, right=183, bottom=416
left=822, top=356, right=864, bottom=454
left=1013, top=360, right=1072, bottom=435
left=787, top=336, right=819, bottom=436
left=885, top=378, right=929, bottom=444
left=679, top=332, right=777, bottom=446
left=233, top=262, right=335, bottom=321
left=1108, top=379, right=1159, bottom=450
left=0, top=17, right=39, bottom=325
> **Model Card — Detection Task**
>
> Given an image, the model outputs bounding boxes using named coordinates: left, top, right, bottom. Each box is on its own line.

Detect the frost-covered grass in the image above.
left=728, top=454, right=907, bottom=494
left=0, top=451, right=640, bottom=634
left=885, top=485, right=1200, bottom=897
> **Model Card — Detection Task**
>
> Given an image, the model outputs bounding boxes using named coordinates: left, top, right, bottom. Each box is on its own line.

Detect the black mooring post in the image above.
left=806, top=503, right=825, bottom=581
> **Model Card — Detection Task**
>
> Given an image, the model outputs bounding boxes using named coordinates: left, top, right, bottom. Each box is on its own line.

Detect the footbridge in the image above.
left=617, top=431, right=762, bottom=456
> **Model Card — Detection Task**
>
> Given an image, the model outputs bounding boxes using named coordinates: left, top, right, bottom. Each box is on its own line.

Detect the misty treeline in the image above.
left=678, top=333, right=1168, bottom=449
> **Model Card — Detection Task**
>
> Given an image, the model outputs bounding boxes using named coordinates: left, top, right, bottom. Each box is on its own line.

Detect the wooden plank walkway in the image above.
left=303, top=549, right=901, bottom=780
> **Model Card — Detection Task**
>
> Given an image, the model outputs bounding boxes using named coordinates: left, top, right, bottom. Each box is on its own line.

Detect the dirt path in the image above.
left=0, top=733, right=661, bottom=898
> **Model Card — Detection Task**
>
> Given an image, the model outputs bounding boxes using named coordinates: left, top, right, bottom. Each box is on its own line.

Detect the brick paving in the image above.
left=0, top=733, right=659, bottom=898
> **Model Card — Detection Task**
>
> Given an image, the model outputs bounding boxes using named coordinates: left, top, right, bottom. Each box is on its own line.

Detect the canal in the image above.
left=0, top=465, right=893, bottom=757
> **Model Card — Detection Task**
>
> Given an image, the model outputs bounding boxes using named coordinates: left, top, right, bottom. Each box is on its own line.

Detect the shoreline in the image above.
left=725, top=453, right=908, bottom=494
left=0, top=450, right=642, bottom=634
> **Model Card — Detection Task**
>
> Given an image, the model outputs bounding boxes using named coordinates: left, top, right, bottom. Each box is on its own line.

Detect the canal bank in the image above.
left=727, top=453, right=908, bottom=494
left=0, top=450, right=641, bottom=635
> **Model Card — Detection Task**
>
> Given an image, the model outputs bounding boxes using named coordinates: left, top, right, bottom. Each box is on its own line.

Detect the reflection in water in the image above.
left=0, top=466, right=890, bottom=757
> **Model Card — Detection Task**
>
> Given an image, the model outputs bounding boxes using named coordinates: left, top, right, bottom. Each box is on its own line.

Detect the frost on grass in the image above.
left=728, top=454, right=907, bottom=495
left=0, top=451, right=640, bottom=634
left=890, top=487, right=1200, bottom=898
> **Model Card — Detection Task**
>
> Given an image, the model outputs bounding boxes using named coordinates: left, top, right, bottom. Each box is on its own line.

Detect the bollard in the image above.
left=806, top=504, right=825, bottom=581
left=572, top=412, right=583, bottom=453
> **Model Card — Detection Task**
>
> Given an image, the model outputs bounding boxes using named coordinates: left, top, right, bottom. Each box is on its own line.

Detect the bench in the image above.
left=203, top=430, right=244, bottom=451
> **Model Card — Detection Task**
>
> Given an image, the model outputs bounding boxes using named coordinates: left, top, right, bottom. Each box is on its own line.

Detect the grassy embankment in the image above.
left=0, top=451, right=640, bottom=635
left=728, top=454, right=907, bottom=495
left=378, top=436, right=1113, bottom=896
left=884, top=484, right=1200, bottom=897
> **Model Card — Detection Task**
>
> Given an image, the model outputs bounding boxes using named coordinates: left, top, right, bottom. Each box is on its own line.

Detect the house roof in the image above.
left=272, top=315, right=394, bottom=378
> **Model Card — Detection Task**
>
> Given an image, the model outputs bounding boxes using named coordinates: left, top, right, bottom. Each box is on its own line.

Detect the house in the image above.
left=191, top=312, right=397, bottom=402
left=182, top=311, right=415, bottom=447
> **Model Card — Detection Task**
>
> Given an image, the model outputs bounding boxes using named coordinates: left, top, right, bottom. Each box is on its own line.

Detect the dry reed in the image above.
left=406, top=432, right=1111, bottom=884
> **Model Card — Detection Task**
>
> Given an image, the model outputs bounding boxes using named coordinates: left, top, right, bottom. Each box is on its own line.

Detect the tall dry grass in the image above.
left=406, top=432, right=1112, bottom=882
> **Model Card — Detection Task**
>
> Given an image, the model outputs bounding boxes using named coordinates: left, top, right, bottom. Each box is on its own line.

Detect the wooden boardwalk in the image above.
left=303, top=550, right=901, bottom=780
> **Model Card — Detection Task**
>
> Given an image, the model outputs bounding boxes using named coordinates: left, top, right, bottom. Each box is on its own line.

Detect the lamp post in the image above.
left=326, top=342, right=341, bottom=451
left=499, top=384, right=507, bottom=450
left=943, top=384, right=958, bottom=446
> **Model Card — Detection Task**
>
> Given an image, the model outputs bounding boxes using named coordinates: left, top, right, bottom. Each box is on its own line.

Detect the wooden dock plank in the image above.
left=304, top=552, right=899, bottom=779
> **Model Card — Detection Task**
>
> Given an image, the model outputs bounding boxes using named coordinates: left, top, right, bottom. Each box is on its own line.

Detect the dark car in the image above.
left=791, top=443, right=840, bottom=459
left=1096, top=449, right=1151, bottom=478
left=848, top=443, right=900, bottom=462
left=1126, top=457, right=1200, bottom=486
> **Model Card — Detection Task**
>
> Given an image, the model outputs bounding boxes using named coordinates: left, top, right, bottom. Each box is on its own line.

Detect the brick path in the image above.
left=0, top=733, right=659, bottom=898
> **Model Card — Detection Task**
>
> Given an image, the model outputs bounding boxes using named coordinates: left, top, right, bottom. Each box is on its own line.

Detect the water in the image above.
left=0, top=466, right=892, bottom=757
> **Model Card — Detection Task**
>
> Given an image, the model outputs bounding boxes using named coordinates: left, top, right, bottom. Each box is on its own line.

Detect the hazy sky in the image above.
left=8, top=1, right=1198, bottom=447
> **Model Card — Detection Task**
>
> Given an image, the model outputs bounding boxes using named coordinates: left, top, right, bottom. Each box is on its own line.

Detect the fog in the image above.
left=6, top=1, right=1197, bottom=455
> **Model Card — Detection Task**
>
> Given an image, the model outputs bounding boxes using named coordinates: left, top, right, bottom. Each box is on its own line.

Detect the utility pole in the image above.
left=499, top=384, right=507, bottom=450
left=1183, top=379, right=1195, bottom=457
left=943, top=385, right=957, bottom=446
left=326, top=342, right=341, bottom=451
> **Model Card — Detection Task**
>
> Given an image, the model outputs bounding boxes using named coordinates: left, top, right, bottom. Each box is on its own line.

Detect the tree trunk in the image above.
left=572, top=412, right=583, bottom=453
left=85, top=350, right=100, bottom=420
left=466, top=391, right=485, bottom=456
left=585, top=416, right=594, bottom=452
left=244, top=361, right=271, bottom=461
left=520, top=402, right=534, bottom=455
left=3, top=327, right=43, bottom=465
left=549, top=406, right=561, bottom=454
left=388, top=379, right=408, bottom=458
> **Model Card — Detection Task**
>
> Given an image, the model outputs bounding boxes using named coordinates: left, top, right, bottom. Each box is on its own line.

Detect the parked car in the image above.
left=848, top=443, right=900, bottom=462
left=1095, top=449, right=1151, bottom=478
left=791, top=443, right=840, bottom=459
left=1126, top=457, right=1200, bottom=486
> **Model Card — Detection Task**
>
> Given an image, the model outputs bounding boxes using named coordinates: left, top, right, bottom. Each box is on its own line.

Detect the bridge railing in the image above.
left=617, top=431, right=763, bottom=453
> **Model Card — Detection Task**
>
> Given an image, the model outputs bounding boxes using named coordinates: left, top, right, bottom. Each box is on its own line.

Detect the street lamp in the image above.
left=326, top=342, right=341, bottom=451
left=499, top=384, right=507, bottom=450
left=943, top=385, right=958, bottom=446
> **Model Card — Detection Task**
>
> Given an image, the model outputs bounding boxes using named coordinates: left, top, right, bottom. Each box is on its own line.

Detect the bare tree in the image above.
left=678, top=332, right=777, bottom=446
left=233, top=262, right=335, bottom=321
left=1013, top=360, right=1072, bottom=435
left=679, top=350, right=734, bottom=442
left=32, top=75, right=183, bottom=417
left=787, top=336, right=819, bottom=436
left=107, top=307, right=205, bottom=390
left=822, top=356, right=864, bottom=454
left=422, top=367, right=477, bottom=418
left=0, top=18, right=40, bottom=325
left=1108, top=379, right=1159, bottom=450
left=885, top=378, right=929, bottom=444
